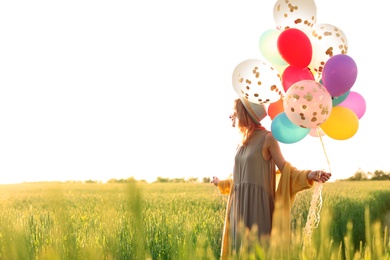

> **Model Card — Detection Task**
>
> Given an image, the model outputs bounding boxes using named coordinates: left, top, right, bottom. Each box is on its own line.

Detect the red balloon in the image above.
left=281, top=65, right=314, bottom=92
left=277, top=28, right=312, bottom=68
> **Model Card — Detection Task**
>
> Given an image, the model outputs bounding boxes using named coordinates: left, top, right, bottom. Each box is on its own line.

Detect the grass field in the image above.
left=0, top=181, right=389, bottom=259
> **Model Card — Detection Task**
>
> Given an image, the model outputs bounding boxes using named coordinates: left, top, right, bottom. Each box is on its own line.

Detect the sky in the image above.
left=0, top=0, right=386, bottom=184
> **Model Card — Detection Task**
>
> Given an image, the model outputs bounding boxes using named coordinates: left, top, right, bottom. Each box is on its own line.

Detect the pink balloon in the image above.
left=322, top=54, right=358, bottom=97
left=281, top=65, right=314, bottom=92
left=284, top=80, right=332, bottom=128
left=309, top=127, right=326, bottom=137
left=338, top=91, right=366, bottom=119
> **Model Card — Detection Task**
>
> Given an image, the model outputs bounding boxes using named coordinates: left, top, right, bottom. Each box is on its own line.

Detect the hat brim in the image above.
left=240, top=97, right=267, bottom=123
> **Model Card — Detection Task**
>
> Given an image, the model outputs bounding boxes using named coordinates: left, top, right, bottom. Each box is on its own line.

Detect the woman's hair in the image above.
left=234, top=98, right=258, bottom=146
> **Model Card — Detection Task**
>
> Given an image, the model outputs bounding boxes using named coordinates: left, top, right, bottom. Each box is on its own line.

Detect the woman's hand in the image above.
left=211, top=176, right=219, bottom=186
left=307, top=171, right=331, bottom=183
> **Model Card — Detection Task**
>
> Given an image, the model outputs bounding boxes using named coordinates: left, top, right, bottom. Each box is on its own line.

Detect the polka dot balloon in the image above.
left=273, top=0, right=317, bottom=33
left=283, top=80, right=332, bottom=128
left=232, top=59, right=284, bottom=105
left=309, top=23, right=349, bottom=78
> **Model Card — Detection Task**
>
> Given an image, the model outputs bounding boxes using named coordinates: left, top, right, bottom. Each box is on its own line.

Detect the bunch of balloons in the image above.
left=232, top=0, right=366, bottom=144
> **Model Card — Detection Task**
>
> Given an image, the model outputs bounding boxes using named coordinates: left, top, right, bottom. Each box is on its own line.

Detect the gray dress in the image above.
left=228, top=129, right=276, bottom=250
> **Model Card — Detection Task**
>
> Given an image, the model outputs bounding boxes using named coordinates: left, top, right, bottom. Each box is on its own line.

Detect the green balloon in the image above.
left=271, top=112, right=310, bottom=144
left=259, top=29, right=288, bottom=67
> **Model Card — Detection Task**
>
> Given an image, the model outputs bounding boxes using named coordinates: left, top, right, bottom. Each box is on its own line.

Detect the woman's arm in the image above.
left=263, top=132, right=286, bottom=171
left=264, top=132, right=331, bottom=182
left=211, top=176, right=233, bottom=194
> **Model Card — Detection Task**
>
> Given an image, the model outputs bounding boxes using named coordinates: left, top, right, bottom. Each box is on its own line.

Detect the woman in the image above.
left=212, top=97, right=331, bottom=258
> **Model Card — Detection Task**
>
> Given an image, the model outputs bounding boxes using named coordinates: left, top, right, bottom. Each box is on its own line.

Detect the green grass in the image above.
left=0, top=181, right=389, bottom=259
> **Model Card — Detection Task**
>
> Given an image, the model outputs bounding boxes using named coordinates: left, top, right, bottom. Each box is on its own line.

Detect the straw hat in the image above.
left=239, top=97, right=267, bottom=124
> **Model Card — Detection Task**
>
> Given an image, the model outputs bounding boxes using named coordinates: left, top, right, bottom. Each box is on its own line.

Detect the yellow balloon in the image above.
left=320, top=106, right=359, bottom=140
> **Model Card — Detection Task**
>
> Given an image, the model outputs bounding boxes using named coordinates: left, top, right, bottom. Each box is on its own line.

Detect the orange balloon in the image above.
left=320, top=106, right=359, bottom=140
left=268, top=98, right=284, bottom=120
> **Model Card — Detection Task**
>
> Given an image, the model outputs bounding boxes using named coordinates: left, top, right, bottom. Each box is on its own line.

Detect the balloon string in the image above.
left=303, top=181, right=323, bottom=248
left=303, top=127, right=330, bottom=249
left=317, top=127, right=331, bottom=173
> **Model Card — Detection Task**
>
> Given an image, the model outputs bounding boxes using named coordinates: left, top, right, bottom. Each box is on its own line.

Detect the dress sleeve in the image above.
left=288, top=163, right=313, bottom=196
left=217, top=179, right=233, bottom=194
left=271, top=161, right=314, bottom=247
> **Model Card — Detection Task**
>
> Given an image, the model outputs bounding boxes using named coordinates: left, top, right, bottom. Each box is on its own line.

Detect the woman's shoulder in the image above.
left=256, top=129, right=272, bottom=138
left=251, top=129, right=272, bottom=146
left=263, top=131, right=278, bottom=145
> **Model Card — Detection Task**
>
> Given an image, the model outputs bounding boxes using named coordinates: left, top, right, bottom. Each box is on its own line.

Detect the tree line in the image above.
left=344, top=169, right=390, bottom=181
left=103, top=170, right=390, bottom=184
